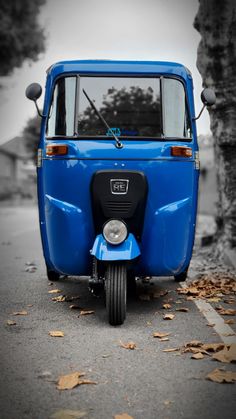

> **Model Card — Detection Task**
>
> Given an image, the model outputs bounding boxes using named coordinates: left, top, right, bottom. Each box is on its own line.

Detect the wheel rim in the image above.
left=105, top=263, right=127, bottom=326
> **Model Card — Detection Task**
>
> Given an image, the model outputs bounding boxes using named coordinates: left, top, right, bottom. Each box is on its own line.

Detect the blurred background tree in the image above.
left=79, top=86, right=161, bottom=137
left=194, top=0, right=236, bottom=250
left=23, top=114, right=41, bottom=158
left=0, top=0, right=45, bottom=76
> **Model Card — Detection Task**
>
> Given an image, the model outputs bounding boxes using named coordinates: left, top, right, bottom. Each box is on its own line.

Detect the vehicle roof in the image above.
left=47, top=60, right=192, bottom=82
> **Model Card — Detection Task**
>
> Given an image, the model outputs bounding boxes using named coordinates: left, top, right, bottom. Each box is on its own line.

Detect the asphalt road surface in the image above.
left=0, top=205, right=235, bottom=419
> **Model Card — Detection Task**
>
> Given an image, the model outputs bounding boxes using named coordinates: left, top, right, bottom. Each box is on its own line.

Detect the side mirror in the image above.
left=193, top=87, right=216, bottom=121
left=201, top=88, right=216, bottom=107
left=25, top=83, right=45, bottom=118
left=25, top=83, right=42, bottom=101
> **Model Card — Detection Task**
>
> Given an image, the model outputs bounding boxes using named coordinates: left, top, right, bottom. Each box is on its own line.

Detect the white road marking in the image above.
left=181, top=283, right=236, bottom=345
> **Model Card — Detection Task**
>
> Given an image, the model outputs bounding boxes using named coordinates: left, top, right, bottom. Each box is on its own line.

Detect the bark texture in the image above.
left=194, top=0, right=236, bottom=249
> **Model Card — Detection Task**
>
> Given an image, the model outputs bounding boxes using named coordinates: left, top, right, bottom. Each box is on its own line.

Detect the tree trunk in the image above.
left=194, top=0, right=236, bottom=250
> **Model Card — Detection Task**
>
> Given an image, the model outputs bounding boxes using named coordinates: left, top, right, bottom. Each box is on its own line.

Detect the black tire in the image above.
left=174, top=268, right=188, bottom=282
left=105, top=263, right=127, bottom=326
left=47, top=267, right=60, bottom=282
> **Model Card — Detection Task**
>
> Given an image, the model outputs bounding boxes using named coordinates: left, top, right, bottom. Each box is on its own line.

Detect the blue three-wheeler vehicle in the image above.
left=26, top=60, right=215, bottom=325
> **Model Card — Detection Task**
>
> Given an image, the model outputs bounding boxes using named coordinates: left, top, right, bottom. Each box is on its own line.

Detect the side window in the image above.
left=162, top=78, right=192, bottom=138
left=47, top=77, right=76, bottom=136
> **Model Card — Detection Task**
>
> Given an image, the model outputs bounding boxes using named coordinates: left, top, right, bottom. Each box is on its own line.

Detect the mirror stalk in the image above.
left=193, top=104, right=205, bottom=121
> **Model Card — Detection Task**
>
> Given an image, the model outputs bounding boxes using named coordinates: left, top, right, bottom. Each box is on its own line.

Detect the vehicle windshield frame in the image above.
left=46, top=73, right=193, bottom=141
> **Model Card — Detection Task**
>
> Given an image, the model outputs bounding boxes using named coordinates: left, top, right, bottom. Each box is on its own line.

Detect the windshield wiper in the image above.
left=82, top=88, right=123, bottom=149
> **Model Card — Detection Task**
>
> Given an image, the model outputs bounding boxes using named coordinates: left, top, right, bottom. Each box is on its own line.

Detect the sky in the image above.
left=0, top=0, right=211, bottom=146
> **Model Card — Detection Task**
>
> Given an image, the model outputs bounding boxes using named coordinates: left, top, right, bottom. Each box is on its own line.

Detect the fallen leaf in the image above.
left=216, top=307, right=236, bottom=316
left=175, top=307, right=189, bottom=312
left=120, top=341, right=136, bottom=350
left=69, top=305, right=81, bottom=310
left=191, top=352, right=204, bottom=360
left=25, top=266, right=37, bottom=273
left=153, top=332, right=170, bottom=338
left=79, top=310, right=95, bottom=316
left=162, top=348, right=179, bottom=352
left=159, top=337, right=170, bottom=342
left=185, top=340, right=202, bottom=348
left=163, top=400, right=172, bottom=406
left=50, top=409, right=87, bottom=419
left=206, top=368, right=236, bottom=383
left=57, top=372, right=86, bottom=390
left=162, top=303, right=171, bottom=309
left=163, top=313, right=175, bottom=320
left=52, top=295, right=66, bottom=302
left=207, top=323, right=215, bottom=327
left=212, top=344, right=236, bottom=363
left=27, top=304, right=33, bottom=307
left=201, top=343, right=225, bottom=352
left=146, top=321, right=152, bottom=326
left=224, top=319, right=235, bottom=325
left=175, top=300, right=183, bottom=304
left=65, top=295, right=80, bottom=302
left=49, top=331, right=64, bottom=337
left=48, top=289, right=62, bottom=294
left=207, top=297, right=221, bottom=303
left=114, top=414, right=134, bottom=419
left=11, top=310, right=28, bottom=316
left=6, top=320, right=16, bottom=325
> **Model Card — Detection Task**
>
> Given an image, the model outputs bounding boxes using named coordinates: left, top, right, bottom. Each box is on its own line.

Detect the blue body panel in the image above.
left=37, top=60, right=199, bottom=277
left=91, top=233, right=140, bottom=261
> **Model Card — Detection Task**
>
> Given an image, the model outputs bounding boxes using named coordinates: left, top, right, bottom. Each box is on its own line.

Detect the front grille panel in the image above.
left=91, top=170, right=148, bottom=238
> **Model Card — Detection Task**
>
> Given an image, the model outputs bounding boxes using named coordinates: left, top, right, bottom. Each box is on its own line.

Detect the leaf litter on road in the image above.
left=57, top=371, right=97, bottom=390
left=114, top=414, right=134, bottom=419
left=49, top=331, right=64, bottom=337
left=6, top=320, right=16, bottom=325
left=79, top=310, right=95, bottom=316
left=153, top=332, right=170, bottom=338
left=206, top=369, right=236, bottom=383
left=120, top=341, right=136, bottom=350
left=52, top=295, right=66, bottom=302
left=50, top=409, right=88, bottom=419
left=11, top=310, right=28, bottom=316
left=48, top=289, right=62, bottom=294
left=163, top=313, right=175, bottom=320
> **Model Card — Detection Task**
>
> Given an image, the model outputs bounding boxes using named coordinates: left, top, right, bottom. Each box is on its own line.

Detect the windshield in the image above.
left=47, top=76, right=192, bottom=139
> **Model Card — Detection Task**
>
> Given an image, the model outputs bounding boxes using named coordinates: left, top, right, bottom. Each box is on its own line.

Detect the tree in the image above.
left=23, top=114, right=41, bottom=158
left=0, top=0, right=45, bottom=76
left=79, top=86, right=162, bottom=137
left=194, top=0, right=236, bottom=249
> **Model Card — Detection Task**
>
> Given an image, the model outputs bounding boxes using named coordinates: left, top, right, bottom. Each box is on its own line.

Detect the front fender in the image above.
left=91, top=233, right=140, bottom=261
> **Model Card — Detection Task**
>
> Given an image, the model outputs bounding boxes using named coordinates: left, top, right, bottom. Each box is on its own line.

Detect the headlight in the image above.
left=103, top=219, right=128, bottom=245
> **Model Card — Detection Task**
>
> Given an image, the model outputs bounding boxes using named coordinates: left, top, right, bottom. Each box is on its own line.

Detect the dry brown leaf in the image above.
left=201, top=343, right=225, bottom=352
left=159, top=337, right=170, bottom=342
left=162, top=348, right=179, bottom=352
left=212, top=344, right=236, bottom=363
left=207, top=297, right=221, bottom=303
left=52, top=295, right=66, bottom=302
left=79, top=310, right=95, bottom=316
left=65, top=295, right=80, bottom=302
left=120, top=341, right=136, bottom=350
left=6, top=320, right=16, bottom=325
left=175, top=307, right=189, bottom=312
left=191, top=352, right=204, bottom=360
left=57, top=372, right=86, bottom=390
left=69, top=305, right=81, bottom=310
left=11, top=310, right=28, bottom=316
left=224, top=319, right=235, bottom=325
left=48, top=289, right=62, bottom=294
left=50, top=409, right=87, bottom=419
left=216, top=307, right=236, bottom=316
left=163, top=313, right=175, bottom=320
left=207, top=323, right=215, bottom=327
left=185, top=340, right=202, bottom=347
left=206, top=368, right=236, bottom=383
left=153, top=332, right=170, bottom=338
left=49, top=331, right=64, bottom=337
left=27, top=304, right=33, bottom=307
left=162, top=303, right=171, bottom=309
left=114, top=414, right=134, bottom=419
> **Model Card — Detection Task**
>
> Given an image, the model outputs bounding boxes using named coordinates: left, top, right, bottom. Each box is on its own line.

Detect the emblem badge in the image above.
left=110, top=179, right=129, bottom=195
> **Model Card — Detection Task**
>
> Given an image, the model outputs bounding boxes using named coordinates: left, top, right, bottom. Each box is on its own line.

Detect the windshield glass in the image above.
left=47, top=76, right=192, bottom=139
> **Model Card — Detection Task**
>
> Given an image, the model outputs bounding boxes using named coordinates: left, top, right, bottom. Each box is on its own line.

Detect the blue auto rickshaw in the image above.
left=26, top=60, right=215, bottom=325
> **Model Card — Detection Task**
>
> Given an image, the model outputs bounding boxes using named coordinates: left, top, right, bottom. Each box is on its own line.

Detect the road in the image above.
left=0, top=205, right=235, bottom=419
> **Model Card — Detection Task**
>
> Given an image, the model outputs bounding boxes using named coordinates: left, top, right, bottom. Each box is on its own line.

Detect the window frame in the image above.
left=46, top=73, right=193, bottom=141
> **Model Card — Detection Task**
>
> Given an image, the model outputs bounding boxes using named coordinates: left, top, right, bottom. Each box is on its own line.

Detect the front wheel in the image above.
left=105, top=263, right=127, bottom=326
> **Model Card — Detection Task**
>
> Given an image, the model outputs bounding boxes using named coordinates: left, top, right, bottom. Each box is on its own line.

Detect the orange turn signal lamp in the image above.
left=46, top=144, right=68, bottom=156
left=171, top=146, right=192, bottom=158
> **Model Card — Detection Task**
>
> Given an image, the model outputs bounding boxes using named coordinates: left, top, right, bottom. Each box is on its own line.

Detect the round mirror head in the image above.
left=25, top=83, right=42, bottom=101
left=201, top=88, right=216, bottom=106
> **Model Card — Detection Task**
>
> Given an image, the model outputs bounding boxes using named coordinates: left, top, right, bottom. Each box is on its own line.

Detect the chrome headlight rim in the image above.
left=103, top=219, right=128, bottom=246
